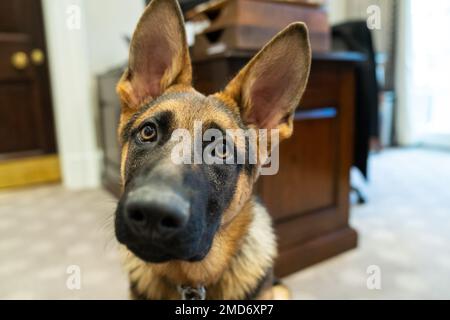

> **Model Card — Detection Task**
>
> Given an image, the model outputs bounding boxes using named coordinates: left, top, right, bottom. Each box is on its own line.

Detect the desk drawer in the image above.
left=300, top=63, right=340, bottom=109
left=257, top=112, right=338, bottom=221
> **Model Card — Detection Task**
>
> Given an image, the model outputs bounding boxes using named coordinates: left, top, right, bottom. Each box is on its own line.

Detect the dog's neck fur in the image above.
left=120, top=198, right=276, bottom=300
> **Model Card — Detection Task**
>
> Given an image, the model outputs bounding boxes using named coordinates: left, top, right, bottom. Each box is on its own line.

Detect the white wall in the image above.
left=395, top=0, right=413, bottom=145
left=42, top=0, right=144, bottom=189
left=328, top=0, right=348, bottom=25
left=84, top=0, right=144, bottom=74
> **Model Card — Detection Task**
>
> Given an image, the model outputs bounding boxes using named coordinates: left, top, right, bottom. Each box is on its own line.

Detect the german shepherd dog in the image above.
left=114, top=0, right=311, bottom=300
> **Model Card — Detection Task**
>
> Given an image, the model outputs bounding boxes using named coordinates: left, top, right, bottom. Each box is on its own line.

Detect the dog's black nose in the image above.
left=124, top=190, right=189, bottom=239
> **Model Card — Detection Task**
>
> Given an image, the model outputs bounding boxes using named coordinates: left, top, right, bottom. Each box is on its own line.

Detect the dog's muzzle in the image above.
left=124, top=185, right=190, bottom=240
left=115, top=162, right=214, bottom=263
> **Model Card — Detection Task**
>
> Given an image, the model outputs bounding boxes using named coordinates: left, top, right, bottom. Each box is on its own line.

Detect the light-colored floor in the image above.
left=0, top=148, right=449, bottom=299
left=286, top=148, right=450, bottom=299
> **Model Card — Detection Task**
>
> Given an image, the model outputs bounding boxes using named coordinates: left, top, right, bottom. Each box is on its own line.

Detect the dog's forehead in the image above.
left=132, top=91, right=242, bottom=130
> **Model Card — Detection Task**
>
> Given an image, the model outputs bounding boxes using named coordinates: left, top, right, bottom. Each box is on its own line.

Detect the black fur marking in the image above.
left=205, top=120, right=255, bottom=178
left=207, top=96, right=256, bottom=177
left=124, top=111, right=174, bottom=185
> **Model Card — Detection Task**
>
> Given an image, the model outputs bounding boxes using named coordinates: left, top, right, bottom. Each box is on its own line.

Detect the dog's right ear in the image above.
left=117, top=0, right=192, bottom=109
left=221, top=23, right=311, bottom=141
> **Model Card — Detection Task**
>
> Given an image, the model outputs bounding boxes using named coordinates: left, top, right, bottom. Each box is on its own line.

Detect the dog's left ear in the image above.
left=222, top=23, right=311, bottom=140
left=117, top=0, right=192, bottom=109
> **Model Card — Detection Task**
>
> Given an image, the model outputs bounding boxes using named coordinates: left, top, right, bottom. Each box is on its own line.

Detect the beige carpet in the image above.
left=0, top=148, right=449, bottom=299
left=286, top=148, right=450, bottom=299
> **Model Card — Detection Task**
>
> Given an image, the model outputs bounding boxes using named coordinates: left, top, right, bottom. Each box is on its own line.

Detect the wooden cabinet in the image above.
left=98, top=52, right=361, bottom=277
left=192, top=51, right=360, bottom=276
left=98, top=69, right=123, bottom=195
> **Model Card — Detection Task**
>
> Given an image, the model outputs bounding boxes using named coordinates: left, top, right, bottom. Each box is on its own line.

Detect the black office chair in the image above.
left=332, top=21, right=380, bottom=204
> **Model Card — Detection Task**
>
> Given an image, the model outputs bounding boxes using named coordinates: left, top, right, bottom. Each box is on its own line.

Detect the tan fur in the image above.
left=272, top=284, right=292, bottom=300
left=121, top=200, right=276, bottom=299
left=116, top=91, right=280, bottom=299
left=222, top=23, right=311, bottom=140
left=118, top=0, right=192, bottom=109
left=115, top=0, right=311, bottom=300
left=119, top=141, right=129, bottom=183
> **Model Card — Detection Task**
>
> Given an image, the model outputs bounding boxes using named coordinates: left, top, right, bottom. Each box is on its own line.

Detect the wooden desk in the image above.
left=98, top=52, right=362, bottom=277
left=192, top=51, right=362, bottom=276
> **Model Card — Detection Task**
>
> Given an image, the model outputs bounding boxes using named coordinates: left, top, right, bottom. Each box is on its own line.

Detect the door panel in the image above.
left=0, top=35, right=33, bottom=81
left=0, top=0, right=56, bottom=159
left=0, top=1, right=29, bottom=32
left=0, top=83, right=41, bottom=154
left=0, top=0, right=59, bottom=187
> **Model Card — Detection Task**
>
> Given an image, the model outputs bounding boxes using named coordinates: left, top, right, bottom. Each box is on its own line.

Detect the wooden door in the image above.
left=0, top=0, right=60, bottom=188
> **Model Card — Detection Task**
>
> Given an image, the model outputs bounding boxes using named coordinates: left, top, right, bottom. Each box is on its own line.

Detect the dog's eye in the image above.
left=213, top=139, right=231, bottom=159
left=138, top=123, right=157, bottom=143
